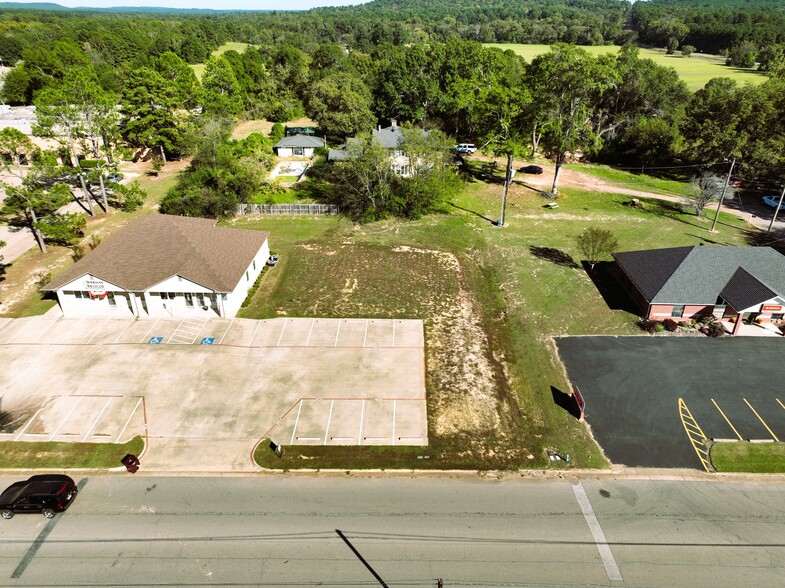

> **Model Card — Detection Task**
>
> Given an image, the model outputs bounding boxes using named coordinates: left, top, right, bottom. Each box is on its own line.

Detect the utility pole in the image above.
left=710, top=157, right=735, bottom=232
left=766, top=184, right=785, bottom=235
left=498, top=153, right=514, bottom=226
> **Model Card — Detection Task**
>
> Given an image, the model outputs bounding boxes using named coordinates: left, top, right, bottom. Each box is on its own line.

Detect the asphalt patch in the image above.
left=555, top=336, right=785, bottom=469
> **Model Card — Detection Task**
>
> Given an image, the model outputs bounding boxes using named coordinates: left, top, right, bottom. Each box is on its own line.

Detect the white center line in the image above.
left=572, top=481, right=623, bottom=582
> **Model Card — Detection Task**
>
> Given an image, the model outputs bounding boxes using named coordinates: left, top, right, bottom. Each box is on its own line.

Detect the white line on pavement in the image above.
left=572, top=481, right=623, bottom=582
left=290, top=400, right=303, bottom=445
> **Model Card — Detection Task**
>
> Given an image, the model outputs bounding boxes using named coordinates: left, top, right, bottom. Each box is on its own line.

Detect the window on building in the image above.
left=293, top=147, right=304, bottom=156
left=671, top=305, right=685, bottom=318
left=773, top=313, right=784, bottom=321
left=185, top=293, right=193, bottom=307
left=107, top=292, right=116, bottom=306
left=253, top=260, right=256, bottom=270
left=246, top=271, right=249, bottom=281
left=74, top=291, right=83, bottom=299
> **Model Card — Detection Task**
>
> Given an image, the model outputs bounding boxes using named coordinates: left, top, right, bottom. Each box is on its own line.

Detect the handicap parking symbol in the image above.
left=200, top=337, right=215, bottom=345
left=148, top=336, right=163, bottom=344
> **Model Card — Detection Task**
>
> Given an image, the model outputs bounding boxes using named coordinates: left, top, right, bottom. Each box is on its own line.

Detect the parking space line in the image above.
left=392, top=399, right=397, bottom=446
left=66, top=317, right=87, bottom=341
left=32, top=318, right=60, bottom=343
left=218, top=318, right=235, bottom=345
left=116, top=397, right=142, bottom=443
left=324, top=399, right=334, bottom=445
left=14, top=407, right=44, bottom=440
left=276, top=318, right=289, bottom=347
left=82, top=397, right=113, bottom=441
left=358, top=399, right=366, bottom=445
left=678, top=397, right=711, bottom=472
left=86, top=317, right=110, bottom=344
left=139, top=318, right=162, bottom=343
left=711, top=398, right=743, bottom=440
left=290, top=400, right=303, bottom=445
left=743, top=398, right=780, bottom=441
left=192, top=319, right=209, bottom=342
left=0, top=318, right=13, bottom=334
left=166, top=319, right=186, bottom=344
left=249, top=318, right=264, bottom=346
left=48, top=397, right=82, bottom=441
left=305, top=318, right=315, bottom=346
left=7, top=317, right=33, bottom=343
left=363, top=320, right=368, bottom=347
left=392, top=320, right=396, bottom=347
left=334, top=320, right=342, bottom=347
left=777, top=398, right=785, bottom=412
left=112, top=318, right=137, bottom=343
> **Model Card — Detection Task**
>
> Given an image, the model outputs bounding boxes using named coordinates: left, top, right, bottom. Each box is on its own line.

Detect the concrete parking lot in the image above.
left=0, top=317, right=427, bottom=471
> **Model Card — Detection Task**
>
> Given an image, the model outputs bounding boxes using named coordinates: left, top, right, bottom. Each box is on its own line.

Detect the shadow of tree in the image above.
left=581, top=260, right=640, bottom=314
left=744, top=228, right=785, bottom=255
left=449, top=202, right=496, bottom=224
left=551, top=386, right=581, bottom=420
left=529, top=246, right=579, bottom=268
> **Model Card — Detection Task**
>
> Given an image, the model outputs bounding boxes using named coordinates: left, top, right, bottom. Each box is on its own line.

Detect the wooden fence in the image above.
left=236, top=203, right=339, bottom=215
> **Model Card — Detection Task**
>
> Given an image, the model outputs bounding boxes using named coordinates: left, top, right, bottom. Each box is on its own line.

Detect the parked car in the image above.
left=452, top=143, right=477, bottom=154
left=1, top=475, right=78, bottom=519
left=518, top=165, right=544, bottom=175
left=762, top=195, right=783, bottom=209
left=266, top=254, right=279, bottom=268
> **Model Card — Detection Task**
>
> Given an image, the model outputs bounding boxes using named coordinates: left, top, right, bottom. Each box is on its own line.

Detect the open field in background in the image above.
left=231, top=117, right=319, bottom=140
left=711, top=442, right=785, bottom=473
left=564, top=163, right=695, bottom=197
left=487, top=44, right=766, bottom=91
left=191, top=41, right=257, bottom=80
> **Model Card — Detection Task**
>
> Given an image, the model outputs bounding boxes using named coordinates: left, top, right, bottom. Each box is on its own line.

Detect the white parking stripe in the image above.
left=363, top=319, right=369, bottom=347
left=334, top=320, right=342, bottom=347
left=249, top=318, right=264, bottom=346
left=7, top=317, right=34, bottom=343
left=48, top=397, right=82, bottom=441
left=358, top=399, right=366, bottom=445
left=116, top=397, right=142, bottom=443
left=218, top=318, right=235, bottom=345
left=392, top=399, right=397, bottom=445
left=112, top=318, right=137, bottom=343
left=572, top=482, right=623, bottom=582
left=86, top=317, right=110, bottom=345
left=324, top=399, right=334, bottom=445
left=82, top=397, right=113, bottom=441
left=139, top=318, right=162, bottom=343
left=32, top=318, right=60, bottom=343
left=166, top=319, right=186, bottom=344
left=290, top=400, right=303, bottom=445
left=276, top=318, right=289, bottom=346
left=392, top=320, right=396, bottom=347
left=14, top=407, right=44, bottom=440
left=305, top=318, right=315, bottom=346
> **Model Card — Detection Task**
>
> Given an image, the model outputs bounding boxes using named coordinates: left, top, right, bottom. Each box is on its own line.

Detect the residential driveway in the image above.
left=555, top=336, right=785, bottom=469
left=0, top=317, right=427, bottom=472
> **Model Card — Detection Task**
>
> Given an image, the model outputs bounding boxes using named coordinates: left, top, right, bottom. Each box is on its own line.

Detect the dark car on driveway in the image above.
left=518, top=165, right=543, bottom=174
left=1, top=475, right=78, bottom=519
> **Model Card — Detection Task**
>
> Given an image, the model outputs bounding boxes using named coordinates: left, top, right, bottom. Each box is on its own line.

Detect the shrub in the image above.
left=654, top=323, right=665, bottom=332
left=662, top=318, right=679, bottom=332
left=705, top=321, right=725, bottom=337
left=637, top=319, right=659, bottom=334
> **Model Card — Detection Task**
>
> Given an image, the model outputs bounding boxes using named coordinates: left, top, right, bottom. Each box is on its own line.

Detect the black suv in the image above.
left=0, top=475, right=78, bottom=519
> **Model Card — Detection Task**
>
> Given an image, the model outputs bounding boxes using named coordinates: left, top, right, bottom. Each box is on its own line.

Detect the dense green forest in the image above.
left=0, top=0, right=784, bottom=223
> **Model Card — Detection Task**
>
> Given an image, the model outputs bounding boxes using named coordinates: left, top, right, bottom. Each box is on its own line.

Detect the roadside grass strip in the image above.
left=710, top=442, right=785, bottom=474
left=679, top=398, right=712, bottom=472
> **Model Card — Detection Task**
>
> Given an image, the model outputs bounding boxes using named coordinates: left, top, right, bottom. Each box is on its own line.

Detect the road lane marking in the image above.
left=743, top=398, right=780, bottom=441
left=679, top=398, right=711, bottom=472
left=711, top=398, right=743, bottom=440
left=11, top=478, right=88, bottom=579
left=572, top=481, right=623, bottom=582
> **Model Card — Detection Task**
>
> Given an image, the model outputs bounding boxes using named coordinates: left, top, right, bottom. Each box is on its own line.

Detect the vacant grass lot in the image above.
left=487, top=44, right=766, bottom=91
left=191, top=42, right=257, bottom=80
left=237, top=162, right=760, bottom=471
left=711, top=442, right=785, bottom=473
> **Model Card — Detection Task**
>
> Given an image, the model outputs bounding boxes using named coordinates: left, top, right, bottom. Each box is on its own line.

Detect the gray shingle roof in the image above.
left=43, top=215, right=269, bottom=293
left=274, top=134, right=325, bottom=149
left=613, top=246, right=785, bottom=307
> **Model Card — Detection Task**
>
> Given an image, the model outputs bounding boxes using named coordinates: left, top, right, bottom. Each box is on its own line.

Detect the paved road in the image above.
left=1, top=476, right=783, bottom=586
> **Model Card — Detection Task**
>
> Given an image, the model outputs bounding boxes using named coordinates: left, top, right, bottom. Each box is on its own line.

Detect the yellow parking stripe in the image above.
left=777, top=398, right=785, bottom=412
left=711, top=398, right=743, bottom=440
left=678, top=398, right=712, bottom=473
left=743, top=398, right=780, bottom=442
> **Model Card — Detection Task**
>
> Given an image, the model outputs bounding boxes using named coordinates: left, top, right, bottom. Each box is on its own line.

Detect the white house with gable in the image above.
left=42, top=215, right=271, bottom=318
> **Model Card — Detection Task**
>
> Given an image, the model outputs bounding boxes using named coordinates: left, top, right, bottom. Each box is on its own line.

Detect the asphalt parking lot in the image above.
left=0, top=317, right=427, bottom=471
left=555, top=336, right=785, bottom=469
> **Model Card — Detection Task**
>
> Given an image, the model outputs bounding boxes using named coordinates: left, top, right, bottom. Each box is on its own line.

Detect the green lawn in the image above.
left=191, top=42, right=256, bottom=80
left=711, top=442, right=785, bottom=473
left=564, top=162, right=694, bottom=197
left=487, top=44, right=766, bottom=91
left=0, top=437, right=144, bottom=469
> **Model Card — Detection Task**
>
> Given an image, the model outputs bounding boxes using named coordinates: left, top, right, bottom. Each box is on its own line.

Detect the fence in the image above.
left=236, top=203, right=339, bottom=215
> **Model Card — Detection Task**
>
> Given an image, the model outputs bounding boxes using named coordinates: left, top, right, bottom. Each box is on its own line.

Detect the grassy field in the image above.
left=711, top=442, right=785, bottom=473
left=235, top=159, right=761, bottom=471
left=0, top=437, right=143, bottom=469
left=487, top=44, right=766, bottom=91
left=191, top=42, right=256, bottom=80
left=564, top=163, right=694, bottom=196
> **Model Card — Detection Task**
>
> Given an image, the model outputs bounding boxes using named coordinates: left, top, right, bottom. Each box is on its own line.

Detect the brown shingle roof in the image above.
left=43, top=215, right=269, bottom=293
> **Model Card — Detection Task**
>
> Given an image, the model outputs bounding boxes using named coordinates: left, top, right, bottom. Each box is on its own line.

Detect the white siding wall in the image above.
left=53, top=239, right=271, bottom=319
left=276, top=147, right=293, bottom=157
